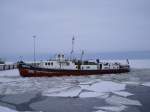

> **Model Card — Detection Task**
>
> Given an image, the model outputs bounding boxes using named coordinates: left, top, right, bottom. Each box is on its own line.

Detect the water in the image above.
left=0, top=60, right=150, bottom=112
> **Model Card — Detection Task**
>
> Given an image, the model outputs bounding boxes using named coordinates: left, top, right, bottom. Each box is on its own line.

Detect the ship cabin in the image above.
left=39, top=54, right=76, bottom=70
left=38, top=54, right=127, bottom=70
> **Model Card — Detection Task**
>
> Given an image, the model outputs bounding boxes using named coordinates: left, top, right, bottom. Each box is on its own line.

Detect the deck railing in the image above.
left=0, top=64, right=17, bottom=71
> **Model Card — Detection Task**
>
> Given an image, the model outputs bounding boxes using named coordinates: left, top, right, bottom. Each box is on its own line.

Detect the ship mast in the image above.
left=33, top=35, right=36, bottom=66
left=70, top=35, right=75, bottom=60
left=80, top=50, right=84, bottom=62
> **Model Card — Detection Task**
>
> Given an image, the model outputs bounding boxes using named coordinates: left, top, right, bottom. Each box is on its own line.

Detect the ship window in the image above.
left=48, top=62, right=50, bottom=65
left=58, top=54, right=60, bottom=58
left=62, top=54, right=64, bottom=58
left=66, top=62, right=70, bottom=66
left=51, top=62, right=53, bottom=66
left=86, top=66, right=90, bottom=69
left=45, top=63, right=47, bottom=65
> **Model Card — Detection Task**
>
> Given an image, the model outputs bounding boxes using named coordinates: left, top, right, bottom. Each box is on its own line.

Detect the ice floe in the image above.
left=0, top=106, right=18, bottom=112
left=112, top=91, right=133, bottom=97
left=80, top=81, right=126, bottom=93
left=1, top=92, right=37, bottom=105
left=94, top=105, right=127, bottom=112
left=121, top=81, right=140, bottom=85
left=42, top=81, right=127, bottom=98
left=93, top=110, right=107, bottom=112
left=79, top=79, right=100, bottom=85
left=43, top=86, right=82, bottom=97
left=0, top=68, right=148, bottom=100
left=106, top=95, right=142, bottom=106
left=141, top=82, right=150, bottom=87
left=79, top=91, right=106, bottom=98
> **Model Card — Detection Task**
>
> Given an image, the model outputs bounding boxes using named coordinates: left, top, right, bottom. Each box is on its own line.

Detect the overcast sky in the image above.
left=0, top=0, right=150, bottom=56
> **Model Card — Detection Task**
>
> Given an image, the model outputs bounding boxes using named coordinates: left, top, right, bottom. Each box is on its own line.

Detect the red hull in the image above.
left=18, top=67, right=130, bottom=77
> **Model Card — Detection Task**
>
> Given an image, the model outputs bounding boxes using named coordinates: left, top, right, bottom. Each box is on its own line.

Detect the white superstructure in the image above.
left=38, top=54, right=129, bottom=70
left=39, top=54, right=76, bottom=69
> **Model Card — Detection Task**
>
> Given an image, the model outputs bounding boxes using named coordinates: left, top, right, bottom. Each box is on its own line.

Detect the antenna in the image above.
left=33, top=35, right=36, bottom=66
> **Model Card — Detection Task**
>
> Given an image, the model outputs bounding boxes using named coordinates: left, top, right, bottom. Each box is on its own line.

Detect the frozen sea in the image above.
left=0, top=59, right=150, bottom=112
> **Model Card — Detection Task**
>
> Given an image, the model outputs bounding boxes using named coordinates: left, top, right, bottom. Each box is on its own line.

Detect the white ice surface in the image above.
left=0, top=69, right=19, bottom=77
left=0, top=77, right=16, bottom=83
left=43, top=81, right=126, bottom=98
left=106, top=95, right=142, bottom=106
left=112, top=91, right=133, bottom=97
left=142, top=82, right=150, bottom=87
left=121, top=81, right=140, bottom=86
left=43, top=86, right=81, bottom=97
left=80, top=81, right=126, bottom=93
left=79, top=79, right=101, bottom=85
left=94, top=105, right=127, bottom=112
left=0, top=106, right=18, bottom=112
left=0, top=66, right=148, bottom=100
left=79, top=81, right=128, bottom=98
left=79, top=91, right=106, bottom=98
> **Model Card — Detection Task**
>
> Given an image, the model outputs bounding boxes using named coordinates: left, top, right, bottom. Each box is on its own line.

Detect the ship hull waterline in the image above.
left=18, top=65, right=130, bottom=77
